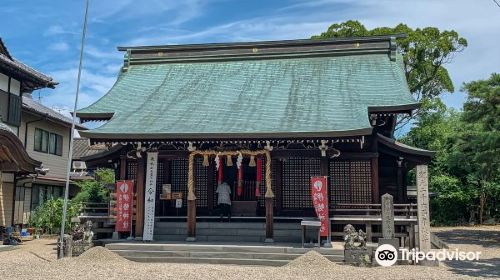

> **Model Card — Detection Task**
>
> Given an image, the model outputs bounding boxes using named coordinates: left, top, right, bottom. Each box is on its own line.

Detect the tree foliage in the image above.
left=29, top=169, right=115, bottom=233
left=29, top=198, right=81, bottom=234
left=403, top=73, right=500, bottom=225
left=73, top=168, right=114, bottom=205
left=312, top=20, right=467, bottom=129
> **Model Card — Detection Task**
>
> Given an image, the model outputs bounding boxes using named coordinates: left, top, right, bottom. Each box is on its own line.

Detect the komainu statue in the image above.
left=71, top=220, right=94, bottom=256
left=343, top=224, right=367, bottom=249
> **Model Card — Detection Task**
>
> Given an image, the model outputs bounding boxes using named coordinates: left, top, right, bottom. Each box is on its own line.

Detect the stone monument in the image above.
left=379, top=193, right=399, bottom=249
left=416, top=165, right=431, bottom=252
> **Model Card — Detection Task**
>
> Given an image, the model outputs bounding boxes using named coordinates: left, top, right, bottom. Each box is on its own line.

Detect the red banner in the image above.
left=116, top=180, right=134, bottom=232
left=311, top=176, right=329, bottom=237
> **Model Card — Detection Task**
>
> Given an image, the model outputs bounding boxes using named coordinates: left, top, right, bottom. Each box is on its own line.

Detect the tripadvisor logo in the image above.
left=375, top=244, right=398, bottom=267
left=375, top=244, right=482, bottom=267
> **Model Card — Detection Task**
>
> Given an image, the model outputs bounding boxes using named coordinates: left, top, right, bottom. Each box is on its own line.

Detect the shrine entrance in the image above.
left=219, top=158, right=264, bottom=217
left=152, top=150, right=270, bottom=218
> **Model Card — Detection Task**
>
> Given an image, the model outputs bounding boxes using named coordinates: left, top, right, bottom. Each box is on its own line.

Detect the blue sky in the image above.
left=1, top=0, right=499, bottom=120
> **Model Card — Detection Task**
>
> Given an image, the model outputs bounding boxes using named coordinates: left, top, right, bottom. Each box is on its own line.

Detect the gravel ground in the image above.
left=0, top=226, right=498, bottom=280
left=432, top=225, right=500, bottom=278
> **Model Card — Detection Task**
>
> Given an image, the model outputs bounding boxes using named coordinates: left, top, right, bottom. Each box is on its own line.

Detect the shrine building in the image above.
left=76, top=35, right=434, bottom=244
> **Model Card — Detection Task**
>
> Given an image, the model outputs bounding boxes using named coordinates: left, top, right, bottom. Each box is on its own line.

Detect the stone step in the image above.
left=112, top=249, right=343, bottom=262
left=153, top=234, right=301, bottom=243
left=106, top=243, right=343, bottom=255
left=154, top=228, right=304, bottom=236
left=155, top=234, right=264, bottom=242
left=154, top=222, right=304, bottom=230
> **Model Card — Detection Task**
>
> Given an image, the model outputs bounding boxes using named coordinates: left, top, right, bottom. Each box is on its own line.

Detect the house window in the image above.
left=31, top=184, right=64, bottom=210
left=34, top=128, right=63, bottom=156
left=7, top=94, right=21, bottom=126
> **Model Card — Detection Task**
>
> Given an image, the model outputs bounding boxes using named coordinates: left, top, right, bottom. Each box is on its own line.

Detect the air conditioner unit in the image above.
left=72, top=161, right=87, bottom=170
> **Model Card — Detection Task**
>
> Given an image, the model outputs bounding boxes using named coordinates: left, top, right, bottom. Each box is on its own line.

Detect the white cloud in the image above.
left=48, top=42, right=70, bottom=52
left=41, top=67, right=116, bottom=110
left=44, top=25, right=77, bottom=36
left=90, top=0, right=205, bottom=26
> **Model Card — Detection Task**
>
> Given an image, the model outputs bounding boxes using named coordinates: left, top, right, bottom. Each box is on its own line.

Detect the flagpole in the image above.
left=58, top=0, right=89, bottom=258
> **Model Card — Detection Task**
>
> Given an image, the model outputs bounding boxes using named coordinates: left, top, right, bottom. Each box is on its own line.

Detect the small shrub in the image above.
left=29, top=198, right=81, bottom=234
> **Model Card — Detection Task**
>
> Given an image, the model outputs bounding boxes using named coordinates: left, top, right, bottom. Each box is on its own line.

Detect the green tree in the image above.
left=312, top=20, right=467, bottom=129
left=403, top=74, right=500, bottom=225
left=450, top=73, right=500, bottom=223
left=73, top=168, right=115, bottom=204
left=402, top=102, right=474, bottom=224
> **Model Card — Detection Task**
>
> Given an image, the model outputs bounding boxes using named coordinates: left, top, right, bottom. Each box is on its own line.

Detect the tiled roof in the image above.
left=77, top=36, right=417, bottom=140
left=22, top=96, right=87, bottom=130
left=72, top=138, right=109, bottom=160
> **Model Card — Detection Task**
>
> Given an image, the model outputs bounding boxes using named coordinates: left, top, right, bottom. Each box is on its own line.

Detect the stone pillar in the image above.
left=416, top=165, right=431, bottom=252
left=379, top=193, right=398, bottom=248
left=381, top=193, right=395, bottom=239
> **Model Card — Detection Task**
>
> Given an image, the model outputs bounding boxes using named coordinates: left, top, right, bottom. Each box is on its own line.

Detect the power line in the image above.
left=493, top=0, right=500, bottom=8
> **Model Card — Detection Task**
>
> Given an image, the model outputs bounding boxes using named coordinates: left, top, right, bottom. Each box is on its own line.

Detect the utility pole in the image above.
left=58, top=0, right=89, bottom=258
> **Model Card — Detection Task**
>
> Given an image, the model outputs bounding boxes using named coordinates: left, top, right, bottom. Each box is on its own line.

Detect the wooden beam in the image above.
left=265, top=197, right=274, bottom=242
left=135, top=157, right=145, bottom=237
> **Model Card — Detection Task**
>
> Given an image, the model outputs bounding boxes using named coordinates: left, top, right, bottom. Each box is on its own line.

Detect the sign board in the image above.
left=175, top=198, right=182, bottom=208
left=310, top=176, right=330, bottom=237
left=143, top=152, right=158, bottom=241
left=162, top=184, right=171, bottom=195
left=115, top=180, right=134, bottom=232
left=171, top=192, right=183, bottom=199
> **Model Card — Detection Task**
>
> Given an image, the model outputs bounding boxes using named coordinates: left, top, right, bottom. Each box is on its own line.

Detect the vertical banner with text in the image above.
left=143, top=152, right=158, bottom=241
left=311, top=176, right=330, bottom=237
left=115, top=180, right=134, bottom=232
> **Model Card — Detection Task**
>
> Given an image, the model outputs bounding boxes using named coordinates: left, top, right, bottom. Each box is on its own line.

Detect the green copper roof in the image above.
left=78, top=51, right=416, bottom=140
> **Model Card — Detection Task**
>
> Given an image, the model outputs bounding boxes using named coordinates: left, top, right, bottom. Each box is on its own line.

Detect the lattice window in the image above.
left=281, top=157, right=320, bottom=209
left=194, top=157, right=208, bottom=207
left=350, top=160, right=372, bottom=203
left=171, top=158, right=188, bottom=207
left=329, top=160, right=372, bottom=204
left=155, top=161, right=166, bottom=215
left=126, top=161, right=137, bottom=180
left=329, top=161, right=350, bottom=204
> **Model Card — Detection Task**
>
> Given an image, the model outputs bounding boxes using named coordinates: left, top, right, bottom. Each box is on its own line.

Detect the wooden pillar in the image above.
left=186, top=153, right=196, bottom=241
left=186, top=199, right=196, bottom=241
left=371, top=157, right=380, bottom=203
left=119, top=155, right=127, bottom=180
left=265, top=197, right=274, bottom=242
left=135, top=158, right=145, bottom=238
left=207, top=163, right=214, bottom=213
left=396, top=159, right=404, bottom=203
left=274, top=159, right=282, bottom=213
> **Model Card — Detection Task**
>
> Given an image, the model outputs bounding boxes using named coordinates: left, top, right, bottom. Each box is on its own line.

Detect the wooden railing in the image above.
left=331, top=203, right=417, bottom=218
left=329, top=203, right=418, bottom=247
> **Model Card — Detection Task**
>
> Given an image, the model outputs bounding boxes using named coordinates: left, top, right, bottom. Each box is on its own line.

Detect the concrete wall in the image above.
left=19, top=112, right=71, bottom=179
